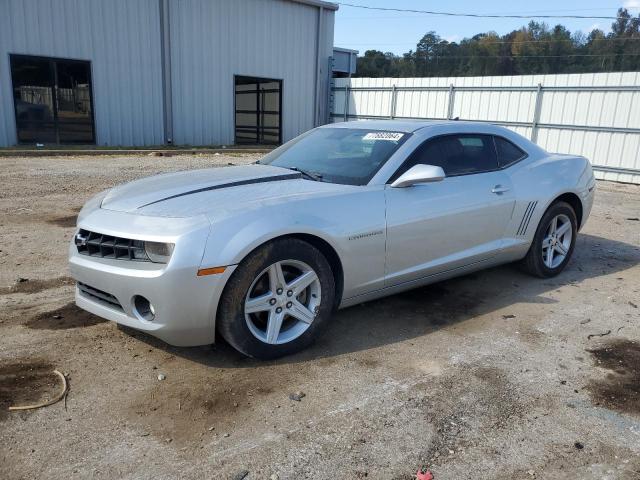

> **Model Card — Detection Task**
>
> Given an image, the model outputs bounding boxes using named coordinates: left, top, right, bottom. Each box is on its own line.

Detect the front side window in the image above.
left=391, top=134, right=498, bottom=181
left=259, top=128, right=409, bottom=185
left=494, top=136, right=527, bottom=168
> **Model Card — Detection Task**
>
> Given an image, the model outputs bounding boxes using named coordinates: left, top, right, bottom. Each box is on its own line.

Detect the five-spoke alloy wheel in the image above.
left=521, top=201, right=577, bottom=278
left=217, top=238, right=335, bottom=359
left=244, top=260, right=321, bottom=345
left=541, top=213, right=573, bottom=269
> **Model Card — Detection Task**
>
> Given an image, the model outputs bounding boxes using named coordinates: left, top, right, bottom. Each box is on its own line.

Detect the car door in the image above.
left=384, top=133, right=515, bottom=287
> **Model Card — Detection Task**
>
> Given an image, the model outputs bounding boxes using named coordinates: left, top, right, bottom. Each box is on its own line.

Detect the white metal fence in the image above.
left=330, top=72, right=640, bottom=184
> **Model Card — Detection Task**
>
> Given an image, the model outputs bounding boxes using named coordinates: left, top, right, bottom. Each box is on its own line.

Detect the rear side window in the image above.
left=494, top=136, right=527, bottom=168
left=391, top=134, right=498, bottom=180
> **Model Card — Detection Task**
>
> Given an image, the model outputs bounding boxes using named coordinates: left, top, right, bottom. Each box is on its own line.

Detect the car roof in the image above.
left=322, top=119, right=506, bottom=133
left=321, top=120, right=546, bottom=157
left=321, top=120, right=451, bottom=133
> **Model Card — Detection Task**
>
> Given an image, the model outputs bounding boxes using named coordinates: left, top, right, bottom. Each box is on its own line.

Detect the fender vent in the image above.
left=517, top=201, right=537, bottom=236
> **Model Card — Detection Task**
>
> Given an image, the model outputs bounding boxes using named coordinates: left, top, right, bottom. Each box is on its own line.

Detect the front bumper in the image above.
left=68, top=208, right=236, bottom=346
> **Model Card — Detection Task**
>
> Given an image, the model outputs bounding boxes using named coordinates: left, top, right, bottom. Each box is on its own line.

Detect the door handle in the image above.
left=491, top=185, right=510, bottom=194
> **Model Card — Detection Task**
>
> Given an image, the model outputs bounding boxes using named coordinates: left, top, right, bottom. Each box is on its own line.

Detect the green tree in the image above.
left=353, top=8, right=640, bottom=78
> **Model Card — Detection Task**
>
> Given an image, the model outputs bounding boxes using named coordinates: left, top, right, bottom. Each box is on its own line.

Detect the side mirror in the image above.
left=390, top=164, right=445, bottom=188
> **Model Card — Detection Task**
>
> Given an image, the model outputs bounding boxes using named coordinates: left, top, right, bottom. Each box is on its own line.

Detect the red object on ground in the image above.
left=416, top=468, right=434, bottom=480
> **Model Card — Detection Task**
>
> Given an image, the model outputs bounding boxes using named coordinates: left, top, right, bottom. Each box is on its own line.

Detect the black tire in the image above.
left=217, top=238, right=335, bottom=359
left=520, top=201, right=577, bottom=278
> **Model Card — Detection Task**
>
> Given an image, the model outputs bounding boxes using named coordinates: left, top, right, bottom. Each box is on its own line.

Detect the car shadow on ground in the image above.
left=121, top=233, right=640, bottom=368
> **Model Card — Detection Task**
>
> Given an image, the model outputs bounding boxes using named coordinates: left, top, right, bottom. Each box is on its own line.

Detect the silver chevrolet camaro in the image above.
left=69, top=120, right=596, bottom=358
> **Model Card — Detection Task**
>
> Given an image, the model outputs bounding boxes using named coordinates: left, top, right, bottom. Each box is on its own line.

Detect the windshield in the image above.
left=258, top=128, right=409, bottom=185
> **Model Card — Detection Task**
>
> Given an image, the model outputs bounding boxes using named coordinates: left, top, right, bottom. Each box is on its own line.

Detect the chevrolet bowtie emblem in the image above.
left=74, top=232, right=88, bottom=247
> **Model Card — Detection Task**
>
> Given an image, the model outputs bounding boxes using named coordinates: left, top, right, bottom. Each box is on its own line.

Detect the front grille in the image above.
left=77, top=282, right=123, bottom=311
left=75, top=229, right=149, bottom=261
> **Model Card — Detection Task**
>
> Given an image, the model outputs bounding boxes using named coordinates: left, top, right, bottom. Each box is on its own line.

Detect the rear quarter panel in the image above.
left=502, top=152, right=595, bottom=259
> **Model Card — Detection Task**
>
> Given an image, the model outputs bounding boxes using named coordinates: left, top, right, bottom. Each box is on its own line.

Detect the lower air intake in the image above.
left=77, top=282, right=123, bottom=311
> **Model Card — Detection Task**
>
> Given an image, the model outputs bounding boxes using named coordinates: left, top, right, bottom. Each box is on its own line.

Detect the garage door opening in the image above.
left=10, top=54, right=95, bottom=145
left=235, top=75, right=282, bottom=145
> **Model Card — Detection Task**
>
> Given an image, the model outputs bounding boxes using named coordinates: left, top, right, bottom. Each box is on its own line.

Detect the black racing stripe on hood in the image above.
left=137, top=172, right=302, bottom=209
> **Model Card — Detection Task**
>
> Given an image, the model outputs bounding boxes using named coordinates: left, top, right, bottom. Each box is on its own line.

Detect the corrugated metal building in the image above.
left=0, top=0, right=337, bottom=147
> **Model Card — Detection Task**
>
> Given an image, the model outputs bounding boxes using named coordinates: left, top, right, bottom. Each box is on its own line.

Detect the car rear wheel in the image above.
left=521, top=201, right=577, bottom=278
left=217, top=238, right=335, bottom=359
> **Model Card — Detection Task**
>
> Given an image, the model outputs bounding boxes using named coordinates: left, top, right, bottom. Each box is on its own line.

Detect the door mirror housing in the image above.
left=390, top=164, right=446, bottom=188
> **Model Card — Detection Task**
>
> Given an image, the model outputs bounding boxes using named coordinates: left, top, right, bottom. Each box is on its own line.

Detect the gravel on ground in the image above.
left=0, top=154, right=639, bottom=479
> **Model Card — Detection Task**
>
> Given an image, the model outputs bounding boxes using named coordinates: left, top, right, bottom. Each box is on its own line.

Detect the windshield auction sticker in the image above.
left=363, top=132, right=405, bottom=142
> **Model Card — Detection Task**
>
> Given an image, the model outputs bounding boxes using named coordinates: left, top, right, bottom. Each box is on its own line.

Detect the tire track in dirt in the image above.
left=0, top=276, right=73, bottom=295
left=24, top=302, right=107, bottom=330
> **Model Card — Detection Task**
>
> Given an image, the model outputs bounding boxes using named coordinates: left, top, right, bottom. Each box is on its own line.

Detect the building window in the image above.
left=235, top=75, right=282, bottom=145
left=10, top=54, right=95, bottom=144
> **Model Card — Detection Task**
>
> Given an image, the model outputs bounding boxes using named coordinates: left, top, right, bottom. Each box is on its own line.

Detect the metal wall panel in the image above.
left=1, top=0, right=333, bottom=147
left=333, top=73, right=640, bottom=184
left=332, top=47, right=357, bottom=75
left=168, top=0, right=334, bottom=146
left=0, top=0, right=165, bottom=146
left=318, top=6, right=335, bottom=126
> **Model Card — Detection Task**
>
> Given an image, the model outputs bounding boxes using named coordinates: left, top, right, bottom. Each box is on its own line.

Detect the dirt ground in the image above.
left=0, top=153, right=639, bottom=480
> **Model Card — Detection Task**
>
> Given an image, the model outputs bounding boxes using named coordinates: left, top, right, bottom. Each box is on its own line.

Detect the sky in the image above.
left=333, top=0, right=640, bottom=55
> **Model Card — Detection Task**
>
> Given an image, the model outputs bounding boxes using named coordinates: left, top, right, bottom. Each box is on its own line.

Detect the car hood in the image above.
left=100, top=164, right=355, bottom=219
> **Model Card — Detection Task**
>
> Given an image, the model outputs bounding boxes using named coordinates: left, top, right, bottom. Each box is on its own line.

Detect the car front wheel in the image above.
left=217, top=238, right=335, bottom=359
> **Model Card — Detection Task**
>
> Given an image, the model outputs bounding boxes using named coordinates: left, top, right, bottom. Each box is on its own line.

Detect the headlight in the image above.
left=144, top=241, right=175, bottom=263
